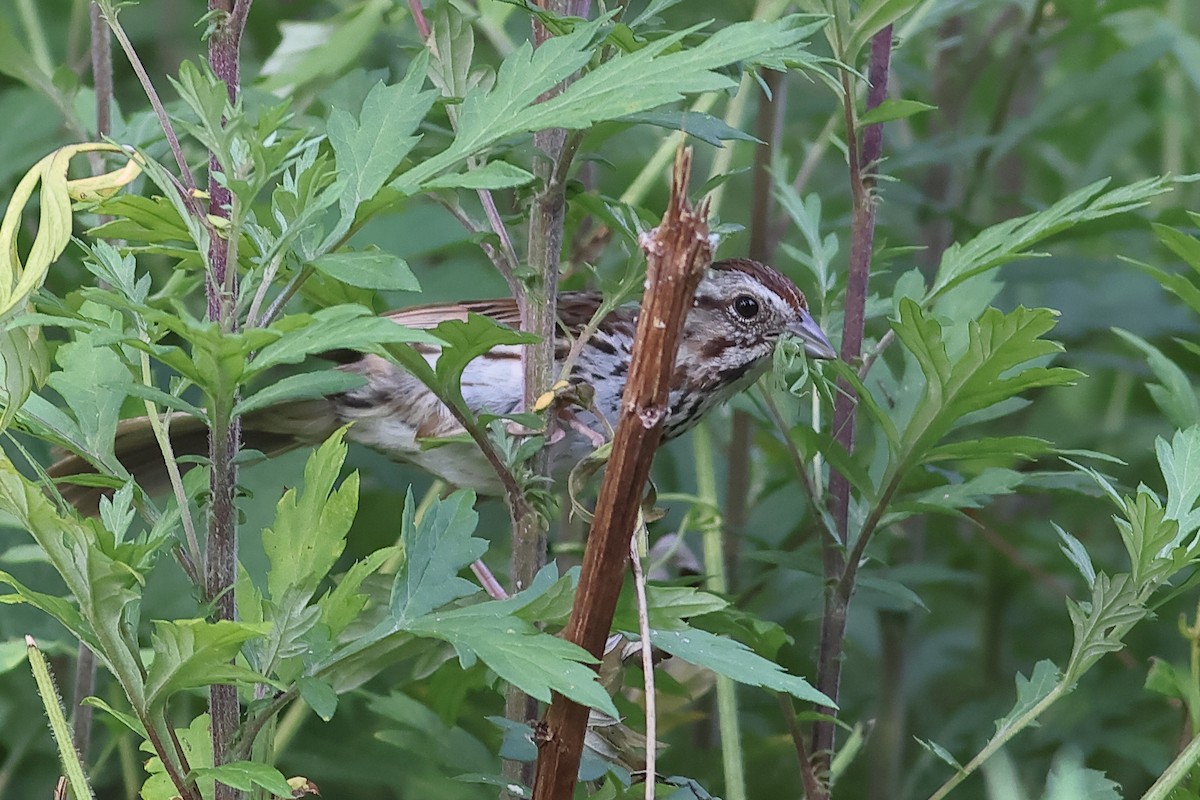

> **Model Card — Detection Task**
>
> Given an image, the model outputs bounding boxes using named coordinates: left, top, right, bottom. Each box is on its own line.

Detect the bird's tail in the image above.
left=48, top=399, right=341, bottom=514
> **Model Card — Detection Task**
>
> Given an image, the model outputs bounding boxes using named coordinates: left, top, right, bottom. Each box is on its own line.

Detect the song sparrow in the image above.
left=51, top=258, right=835, bottom=509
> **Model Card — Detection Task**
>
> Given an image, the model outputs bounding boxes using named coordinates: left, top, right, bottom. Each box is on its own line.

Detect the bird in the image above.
left=49, top=258, right=836, bottom=511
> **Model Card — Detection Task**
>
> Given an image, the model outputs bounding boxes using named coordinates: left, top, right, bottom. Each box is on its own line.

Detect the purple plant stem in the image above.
left=811, top=24, right=894, bottom=790
left=205, top=4, right=251, bottom=799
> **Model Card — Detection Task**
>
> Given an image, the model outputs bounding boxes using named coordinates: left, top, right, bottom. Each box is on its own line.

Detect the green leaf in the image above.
left=256, top=429, right=359, bottom=676
left=891, top=302, right=1081, bottom=476
left=234, top=371, right=366, bottom=417
left=249, top=305, right=440, bottom=376
left=894, top=468, right=1025, bottom=517
left=407, top=604, right=619, bottom=717
left=847, top=0, right=921, bottom=62
left=392, top=15, right=828, bottom=193
left=80, top=697, right=146, bottom=737
left=650, top=627, right=832, bottom=706
left=1157, top=425, right=1200, bottom=545
left=1064, top=573, right=1146, bottom=681
left=1113, top=329, right=1200, bottom=429
left=916, top=738, right=964, bottom=773
left=45, top=333, right=130, bottom=457
left=144, top=619, right=270, bottom=711
left=298, top=676, right=339, bottom=721
left=1117, top=489, right=1180, bottom=587
left=930, top=177, right=1172, bottom=301
left=619, top=109, right=762, bottom=146
left=423, top=161, right=537, bottom=190
left=310, top=248, right=421, bottom=291
left=856, top=98, right=936, bottom=127
left=140, top=714, right=213, bottom=800
left=390, top=488, right=487, bottom=625
left=993, top=659, right=1061, bottom=736
left=193, top=762, right=294, bottom=798
left=1055, top=524, right=1096, bottom=589
left=1042, top=751, right=1121, bottom=800
left=924, top=436, right=1053, bottom=462
left=259, top=0, right=392, bottom=92
left=0, top=454, right=147, bottom=708
left=326, top=50, right=438, bottom=243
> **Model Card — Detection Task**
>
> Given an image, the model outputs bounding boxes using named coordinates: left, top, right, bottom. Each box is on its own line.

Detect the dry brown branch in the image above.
left=530, top=147, right=712, bottom=800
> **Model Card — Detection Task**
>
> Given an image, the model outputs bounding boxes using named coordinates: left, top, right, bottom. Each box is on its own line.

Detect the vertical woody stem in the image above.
left=811, top=25, right=893, bottom=793
left=531, top=148, right=712, bottom=800
left=205, top=3, right=251, bottom=798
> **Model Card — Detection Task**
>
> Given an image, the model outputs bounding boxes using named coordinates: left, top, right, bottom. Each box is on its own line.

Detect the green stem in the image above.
left=15, top=0, right=54, bottom=76
left=693, top=425, right=747, bottom=800
left=1142, top=725, right=1200, bottom=800
left=926, top=682, right=1066, bottom=800
left=26, top=636, right=96, bottom=800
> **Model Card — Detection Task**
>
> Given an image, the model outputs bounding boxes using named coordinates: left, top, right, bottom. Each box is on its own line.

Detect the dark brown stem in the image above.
left=811, top=25, right=893, bottom=791
left=143, top=716, right=200, bottom=800
left=205, top=3, right=250, bottom=799
left=778, top=693, right=823, bottom=800
left=69, top=645, right=95, bottom=762
left=530, top=147, right=712, bottom=800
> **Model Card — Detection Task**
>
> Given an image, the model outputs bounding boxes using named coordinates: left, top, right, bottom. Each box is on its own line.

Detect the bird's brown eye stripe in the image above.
left=711, top=258, right=807, bottom=312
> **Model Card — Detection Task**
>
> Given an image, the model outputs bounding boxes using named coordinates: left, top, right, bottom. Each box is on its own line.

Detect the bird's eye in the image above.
left=732, top=295, right=760, bottom=320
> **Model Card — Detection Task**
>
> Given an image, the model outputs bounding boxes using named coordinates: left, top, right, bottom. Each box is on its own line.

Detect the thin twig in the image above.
left=628, top=533, right=656, bottom=799
left=98, top=2, right=196, bottom=192
left=777, top=693, right=822, bottom=799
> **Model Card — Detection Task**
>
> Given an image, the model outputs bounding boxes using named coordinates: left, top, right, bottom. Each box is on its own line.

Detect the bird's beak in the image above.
left=788, top=309, right=838, bottom=360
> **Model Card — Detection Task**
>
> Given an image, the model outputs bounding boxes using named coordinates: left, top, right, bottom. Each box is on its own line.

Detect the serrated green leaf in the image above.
left=1065, top=573, right=1146, bottom=681
left=262, top=430, right=356, bottom=601
left=407, top=604, right=619, bottom=717
left=140, top=714, right=213, bottom=800
left=651, top=627, right=832, bottom=706
left=897, top=468, right=1024, bottom=517
left=392, top=16, right=827, bottom=193
left=1115, top=489, right=1179, bottom=587
left=0, top=454, right=147, bottom=708
left=994, top=659, right=1061, bottom=736
left=930, top=177, right=1172, bottom=300
left=892, top=302, right=1081, bottom=477
left=310, top=248, right=421, bottom=291
left=1157, top=425, right=1200, bottom=545
left=326, top=50, right=438, bottom=244
left=390, top=488, right=487, bottom=625
left=1042, top=750, right=1122, bottom=800
left=144, top=619, right=270, bottom=711
left=45, top=334, right=130, bottom=457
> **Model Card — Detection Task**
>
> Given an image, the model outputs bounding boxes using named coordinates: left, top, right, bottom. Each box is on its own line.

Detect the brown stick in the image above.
left=530, top=147, right=712, bottom=800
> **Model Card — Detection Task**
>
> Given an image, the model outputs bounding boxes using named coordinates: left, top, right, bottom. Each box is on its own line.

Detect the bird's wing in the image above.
left=382, top=291, right=606, bottom=337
